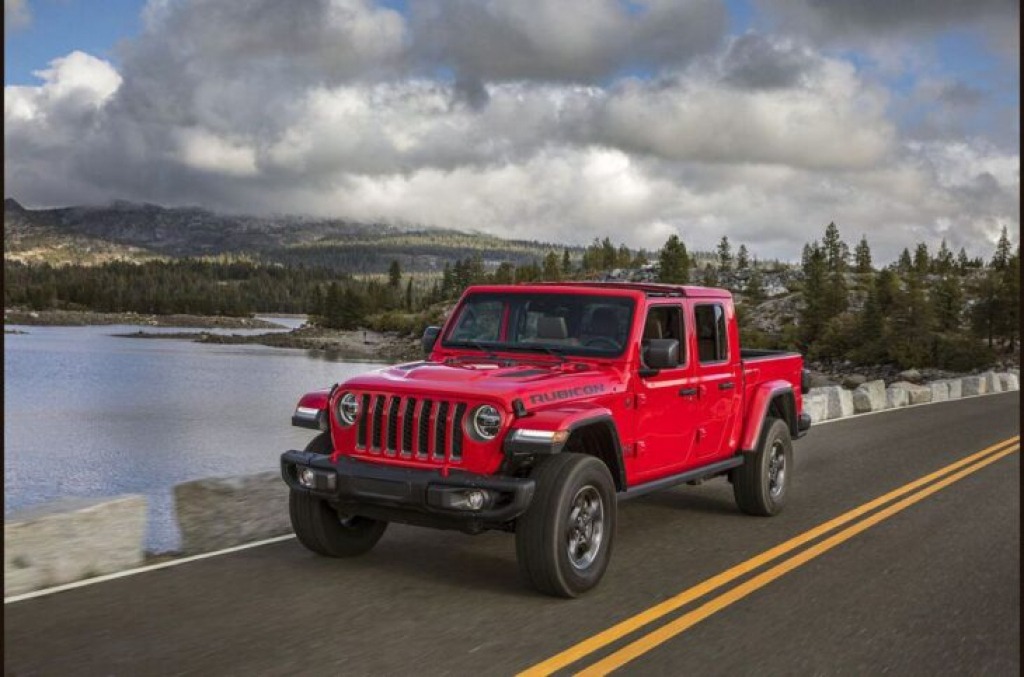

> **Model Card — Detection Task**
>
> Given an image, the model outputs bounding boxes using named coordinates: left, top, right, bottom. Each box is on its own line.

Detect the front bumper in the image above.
left=281, top=450, right=535, bottom=530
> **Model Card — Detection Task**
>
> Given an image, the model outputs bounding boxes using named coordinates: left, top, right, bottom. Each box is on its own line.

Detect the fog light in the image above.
left=298, top=467, right=316, bottom=488
left=447, top=489, right=487, bottom=510
left=466, top=489, right=486, bottom=510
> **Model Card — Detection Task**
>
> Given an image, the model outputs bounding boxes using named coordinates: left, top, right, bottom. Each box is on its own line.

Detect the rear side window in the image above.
left=694, top=304, right=728, bottom=363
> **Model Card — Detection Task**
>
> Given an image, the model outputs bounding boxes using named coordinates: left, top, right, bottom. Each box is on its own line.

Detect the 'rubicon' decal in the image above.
left=529, top=384, right=606, bottom=405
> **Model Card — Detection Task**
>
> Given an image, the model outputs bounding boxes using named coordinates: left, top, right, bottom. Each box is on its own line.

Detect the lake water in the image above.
left=3, top=317, right=386, bottom=552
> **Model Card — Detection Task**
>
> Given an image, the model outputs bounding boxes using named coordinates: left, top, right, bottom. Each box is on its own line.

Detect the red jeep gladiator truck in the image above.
left=282, top=282, right=810, bottom=597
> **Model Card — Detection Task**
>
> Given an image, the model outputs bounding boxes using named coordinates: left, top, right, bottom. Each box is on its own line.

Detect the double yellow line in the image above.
left=519, top=435, right=1020, bottom=676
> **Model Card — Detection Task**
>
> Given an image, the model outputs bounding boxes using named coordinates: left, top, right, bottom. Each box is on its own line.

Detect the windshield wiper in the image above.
left=515, top=344, right=568, bottom=363
left=445, top=340, right=513, bottom=364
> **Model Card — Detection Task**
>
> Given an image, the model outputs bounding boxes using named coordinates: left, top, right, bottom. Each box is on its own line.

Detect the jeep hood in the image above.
left=341, top=359, right=625, bottom=410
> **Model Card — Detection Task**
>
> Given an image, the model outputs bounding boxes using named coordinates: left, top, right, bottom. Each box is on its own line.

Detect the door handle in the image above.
left=718, top=381, right=735, bottom=390
left=679, top=387, right=699, bottom=397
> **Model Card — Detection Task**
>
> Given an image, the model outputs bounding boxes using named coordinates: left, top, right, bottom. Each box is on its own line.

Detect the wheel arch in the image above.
left=740, top=381, right=797, bottom=453
left=562, top=417, right=627, bottom=492
left=503, top=407, right=627, bottom=492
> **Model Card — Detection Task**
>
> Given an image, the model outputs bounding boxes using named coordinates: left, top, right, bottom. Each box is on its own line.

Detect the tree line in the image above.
left=5, top=224, right=1019, bottom=372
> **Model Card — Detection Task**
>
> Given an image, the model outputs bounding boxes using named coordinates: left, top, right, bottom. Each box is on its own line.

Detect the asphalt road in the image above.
left=5, top=392, right=1019, bottom=676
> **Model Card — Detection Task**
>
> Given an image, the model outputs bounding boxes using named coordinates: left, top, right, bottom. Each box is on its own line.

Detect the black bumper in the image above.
left=281, top=450, right=535, bottom=530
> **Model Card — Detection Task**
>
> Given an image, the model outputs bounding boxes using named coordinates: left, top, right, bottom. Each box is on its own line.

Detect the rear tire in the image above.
left=289, top=491, right=387, bottom=557
left=515, top=453, right=616, bottom=598
left=734, top=418, right=792, bottom=516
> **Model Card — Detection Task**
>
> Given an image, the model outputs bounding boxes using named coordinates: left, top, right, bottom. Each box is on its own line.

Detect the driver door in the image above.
left=631, top=301, right=700, bottom=483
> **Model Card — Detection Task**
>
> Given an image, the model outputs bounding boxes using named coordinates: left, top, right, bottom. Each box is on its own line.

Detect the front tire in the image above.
left=290, top=433, right=387, bottom=556
left=305, top=431, right=333, bottom=455
left=289, top=491, right=387, bottom=557
left=733, top=418, right=792, bottom=516
left=515, top=453, right=616, bottom=598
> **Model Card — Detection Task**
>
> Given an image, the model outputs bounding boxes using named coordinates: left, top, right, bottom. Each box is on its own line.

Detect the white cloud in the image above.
left=2, top=2, right=1019, bottom=263
left=4, top=0, right=30, bottom=31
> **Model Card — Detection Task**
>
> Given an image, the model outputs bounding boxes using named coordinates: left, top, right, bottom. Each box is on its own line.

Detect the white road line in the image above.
left=4, top=534, right=296, bottom=604
left=811, top=389, right=1016, bottom=427
left=5, top=390, right=1016, bottom=604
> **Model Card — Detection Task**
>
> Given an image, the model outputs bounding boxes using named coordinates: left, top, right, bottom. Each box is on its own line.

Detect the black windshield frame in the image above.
left=441, top=292, right=636, bottom=358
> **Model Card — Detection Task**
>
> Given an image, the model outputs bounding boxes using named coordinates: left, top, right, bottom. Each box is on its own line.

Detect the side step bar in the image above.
left=618, top=456, right=744, bottom=501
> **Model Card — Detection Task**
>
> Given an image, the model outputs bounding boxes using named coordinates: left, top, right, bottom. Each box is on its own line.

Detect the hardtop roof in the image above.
left=466, top=281, right=732, bottom=299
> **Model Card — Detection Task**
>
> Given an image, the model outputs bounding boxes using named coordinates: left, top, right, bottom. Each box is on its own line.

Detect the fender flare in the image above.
left=291, top=386, right=334, bottom=430
left=740, top=380, right=797, bottom=453
left=503, top=406, right=627, bottom=490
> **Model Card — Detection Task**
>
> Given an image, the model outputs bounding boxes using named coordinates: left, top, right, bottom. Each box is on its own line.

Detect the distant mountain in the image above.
left=3, top=199, right=577, bottom=272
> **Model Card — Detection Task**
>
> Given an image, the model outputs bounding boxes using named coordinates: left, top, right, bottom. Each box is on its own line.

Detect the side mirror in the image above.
left=643, top=339, right=680, bottom=371
left=421, top=326, right=441, bottom=354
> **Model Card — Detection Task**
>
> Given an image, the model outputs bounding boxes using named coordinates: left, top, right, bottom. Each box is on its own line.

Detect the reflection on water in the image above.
left=3, top=318, right=386, bottom=552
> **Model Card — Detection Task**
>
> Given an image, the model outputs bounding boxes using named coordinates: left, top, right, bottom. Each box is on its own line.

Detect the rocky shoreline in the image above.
left=117, top=325, right=422, bottom=363
left=4, top=308, right=284, bottom=329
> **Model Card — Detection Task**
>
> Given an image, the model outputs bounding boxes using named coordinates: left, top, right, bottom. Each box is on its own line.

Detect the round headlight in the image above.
left=470, top=405, right=503, bottom=440
left=335, top=392, right=360, bottom=426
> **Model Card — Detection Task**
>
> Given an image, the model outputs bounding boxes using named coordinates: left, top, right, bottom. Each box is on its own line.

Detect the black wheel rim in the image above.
left=566, top=485, right=604, bottom=570
left=768, top=440, right=787, bottom=499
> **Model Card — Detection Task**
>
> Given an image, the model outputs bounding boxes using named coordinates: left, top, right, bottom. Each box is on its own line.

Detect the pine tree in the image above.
left=542, top=251, right=561, bottom=281
left=897, top=248, right=912, bottom=273
left=658, top=235, right=690, bottom=284
left=601, top=237, right=617, bottom=270
left=992, top=226, right=1012, bottom=270
left=616, top=244, right=632, bottom=268
left=736, top=244, right=749, bottom=270
left=799, top=241, right=828, bottom=347
left=888, top=272, right=934, bottom=368
left=405, top=278, right=414, bottom=311
left=872, top=266, right=897, bottom=313
left=933, top=239, right=954, bottom=275
left=854, top=235, right=872, bottom=274
left=492, top=262, right=515, bottom=284
left=822, top=222, right=846, bottom=273
left=851, top=275, right=887, bottom=363
left=745, top=267, right=765, bottom=304
left=913, top=243, right=930, bottom=276
left=931, top=273, right=963, bottom=332
left=717, top=236, right=733, bottom=272
left=561, top=249, right=573, bottom=277
left=956, top=247, right=970, bottom=274
left=388, top=260, right=402, bottom=287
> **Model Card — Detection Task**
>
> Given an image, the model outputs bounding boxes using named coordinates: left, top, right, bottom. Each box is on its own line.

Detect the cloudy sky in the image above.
left=4, top=0, right=1019, bottom=262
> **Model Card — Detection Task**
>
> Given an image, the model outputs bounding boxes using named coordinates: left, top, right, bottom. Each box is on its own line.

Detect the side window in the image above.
left=641, top=305, right=687, bottom=367
left=694, top=304, right=728, bottom=363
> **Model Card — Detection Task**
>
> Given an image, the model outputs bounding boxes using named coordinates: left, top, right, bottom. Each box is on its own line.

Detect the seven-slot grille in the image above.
left=354, top=394, right=470, bottom=464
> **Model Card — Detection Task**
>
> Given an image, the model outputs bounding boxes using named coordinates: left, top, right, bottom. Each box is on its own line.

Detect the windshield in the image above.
left=442, top=292, right=635, bottom=358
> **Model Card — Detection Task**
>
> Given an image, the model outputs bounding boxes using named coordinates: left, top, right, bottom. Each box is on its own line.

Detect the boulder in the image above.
left=961, top=376, right=987, bottom=397
left=927, top=381, right=949, bottom=403
left=820, top=385, right=854, bottom=419
left=807, top=372, right=836, bottom=388
left=897, top=369, right=922, bottom=383
left=802, top=391, right=830, bottom=423
left=945, top=379, right=962, bottom=399
left=886, top=385, right=909, bottom=408
left=852, top=380, right=886, bottom=413
left=841, top=374, right=868, bottom=389
left=998, top=372, right=1019, bottom=391
left=174, top=471, right=291, bottom=555
left=889, top=381, right=932, bottom=405
left=5, top=495, right=147, bottom=596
